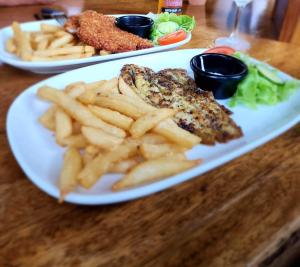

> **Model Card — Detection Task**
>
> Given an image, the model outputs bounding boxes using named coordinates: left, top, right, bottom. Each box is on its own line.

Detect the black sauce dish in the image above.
left=115, top=15, right=154, bottom=39
left=190, top=53, right=248, bottom=99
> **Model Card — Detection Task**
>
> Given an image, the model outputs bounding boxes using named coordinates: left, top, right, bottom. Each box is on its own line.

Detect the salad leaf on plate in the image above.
left=150, top=12, right=195, bottom=44
left=230, top=52, right=300, bottom=108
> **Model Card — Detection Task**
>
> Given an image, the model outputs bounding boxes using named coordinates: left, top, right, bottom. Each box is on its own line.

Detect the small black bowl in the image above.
left=115, top=15, right=154, bottom=39
left=190, top=53, right=248, bottom=99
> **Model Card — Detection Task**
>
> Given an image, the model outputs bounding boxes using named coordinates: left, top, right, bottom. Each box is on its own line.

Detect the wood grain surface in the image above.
left=0, top=1, right=300, bottom=267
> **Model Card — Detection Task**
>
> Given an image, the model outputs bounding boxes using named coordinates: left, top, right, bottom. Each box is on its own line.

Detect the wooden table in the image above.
left=0, top=1, right=300, bottom=267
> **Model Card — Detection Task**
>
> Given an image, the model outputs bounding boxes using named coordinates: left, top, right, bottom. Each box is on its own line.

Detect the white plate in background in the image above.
left=6, top=49, right=300, bottom=205
left=0, top=16, right=191, bottom=74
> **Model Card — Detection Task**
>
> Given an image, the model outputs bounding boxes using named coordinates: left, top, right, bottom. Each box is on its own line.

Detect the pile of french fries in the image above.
left=37, top=74, right=202, bottom=202
left=5, top=22, right=111, bottom=61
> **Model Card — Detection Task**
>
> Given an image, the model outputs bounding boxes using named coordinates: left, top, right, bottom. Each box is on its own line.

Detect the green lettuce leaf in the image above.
left=150, top=12, right=195, bottom=44
left=231, top=52, right=300, bottom=108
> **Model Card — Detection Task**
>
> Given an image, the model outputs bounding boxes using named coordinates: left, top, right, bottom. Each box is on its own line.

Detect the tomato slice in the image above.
left=205, top=46, right=236, bottom=55
left=158, top=30, right=187, bottom=46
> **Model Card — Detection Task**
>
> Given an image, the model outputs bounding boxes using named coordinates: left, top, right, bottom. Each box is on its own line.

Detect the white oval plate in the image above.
left=0, top=16, right=191, bottom=74
left=6, top=49, right=300, bottom=205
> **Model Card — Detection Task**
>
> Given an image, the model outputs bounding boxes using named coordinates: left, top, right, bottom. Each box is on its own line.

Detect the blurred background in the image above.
left=0, top=0, right=299, bottom=45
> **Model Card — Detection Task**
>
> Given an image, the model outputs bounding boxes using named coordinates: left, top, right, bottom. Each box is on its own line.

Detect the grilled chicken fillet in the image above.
left=120, top=64, right=243, bottom=145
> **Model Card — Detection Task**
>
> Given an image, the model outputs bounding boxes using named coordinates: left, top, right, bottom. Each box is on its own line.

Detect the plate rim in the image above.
left=6, top=49, right=300, bottom=205
left=0, top=17, right=192, bottom=68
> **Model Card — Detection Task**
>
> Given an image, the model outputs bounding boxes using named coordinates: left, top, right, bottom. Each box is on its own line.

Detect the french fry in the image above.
left=109, top=158, right=139, bottom=173
left=78, top=78, right=119, bottom=104
left=59, top=148, right=82, bottom=202
left=41, top=23, right=63, bottom=33
left=5, top=38, right=16, bottom=53
left=153, top=119, right=201, bottom=148
left=65, top=82, right=86, bottom=98
left=55, top=107, right=72, bottom=144
left=85, top=80, right=106, bottom=91
left=130, top=108, right=176, bottom=138
left=49, top=33, right=74, bottom=49
left=140, top=133, right=169, bottom=145
left=36, top=39, right=48, bottom=51
left=118, top=78, right=155, bottom=112
left=78, top=142, right=138, bottom=188
left=94, top=95, right=145, bottom=119
left=88, top=105, right=133, bottom=130
left=99, top=50, right=111, bottom=56
left=33, top=46, right=95, bottom=57
left=118, top=77, right=143, bottom=101
left=11, top=21, right=23, bottom=57
left=54, top=30, right=69, bottom=38
left=140, top=143, right=187, bottom=159
left=72, top=121, right=82, bottom=134
left=33, top=33, right=53, bottom=43
left=82, top=145, right=101, bottom=165
left=38, top=105, right=56, bottom=131
left=112, top=158, right=201, bottom=190
left=81, top=126, right=124, bottom=150
left=60, top=134, right=87, bottom=148
left=37, top=86, right=126, bottom=138
left=30, top=52, right=94, bottom=61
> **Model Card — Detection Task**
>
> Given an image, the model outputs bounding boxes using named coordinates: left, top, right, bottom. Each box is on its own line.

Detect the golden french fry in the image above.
left=88, top=105, right=133, bottom=130
left=94, top=95, right=145, bottom=119
left=153, top=119, right=201, bottom=148
left=140, top=133, right=169, bottom=144
left=49, top=33, right=74, bottom=49
left=78, top=78, right=119, bottom=104
left=85, top=80, right=106, bottom=90
left=30, top=52, right=93, bottom=61
left=82, top=146, right=101, bottom=165
left=38, top=105, right=56, bottom=131
left=99, top=50, right=111, bottom=56
left=11, top=21, right=32, bottom=60
left=41, top=23, right=63, bottom=33
left=54, top=30, right=69, bottom=38
left=33, top=33, right=53, bottom=43
left=33, top=46, right=95, bottom=57
left=86, top=145, right=100, bottom=155
left=37, top=86, right=126, bottom=138
left=130, top=108, right=176, bottom=138
left=36, top=39, right=49, bottom=50
left=118, top=78, right=155, bottom=112
left=118, top=77, right=143, bottom=100
left=81, top=126, right=124, bottom=150
left=55, top=107, right=72, bottom=144
left=112, top=158, right=201, bottom=190
left=72, top=121, right=82, bottom=134
left=65, top=82, right=86, bottom=98
left=140, top=143, right=187, bottom=159
left=22, top=32, right=33, bottom=60
left=60, top=134, right=87, bottom=148
left=78, top=142, right=138, bottom=188
left=109, top=158, right=139, bottom=173
left=5, top=38, right=16, bottom=53
left=59, top=148, right=82, bottom=202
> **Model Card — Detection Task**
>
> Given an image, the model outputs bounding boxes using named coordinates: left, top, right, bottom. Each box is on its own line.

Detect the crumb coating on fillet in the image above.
left=68, top=10, right=153, bottom=53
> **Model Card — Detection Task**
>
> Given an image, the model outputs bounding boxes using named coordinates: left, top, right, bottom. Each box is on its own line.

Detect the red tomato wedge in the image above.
left=205, top=46, right=236, bottom=55
left=158, top=30, right=187, bottom=46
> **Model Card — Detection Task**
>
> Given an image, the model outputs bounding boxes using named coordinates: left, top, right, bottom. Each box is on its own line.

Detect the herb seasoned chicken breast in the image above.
left=120, top=64, right=243, bottom=145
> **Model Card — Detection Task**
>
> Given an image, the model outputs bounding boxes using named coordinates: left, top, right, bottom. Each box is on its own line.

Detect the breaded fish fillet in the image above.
left=64, top=11, right=153, bottom=53
left=120, top=64, right=243, bottom=145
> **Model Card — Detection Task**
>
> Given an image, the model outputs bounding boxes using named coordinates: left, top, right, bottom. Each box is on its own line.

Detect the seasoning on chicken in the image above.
left=120, top=64, right=243, bottom=145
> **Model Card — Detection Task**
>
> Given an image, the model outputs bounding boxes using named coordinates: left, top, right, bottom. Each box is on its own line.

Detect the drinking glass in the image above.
left=215, top=0, right=252, bottom=51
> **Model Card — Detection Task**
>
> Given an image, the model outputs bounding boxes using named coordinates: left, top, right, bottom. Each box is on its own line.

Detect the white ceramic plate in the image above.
left=0, top=16, right=191, bottom=74
left=7, top=49, right=300, bottom=205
